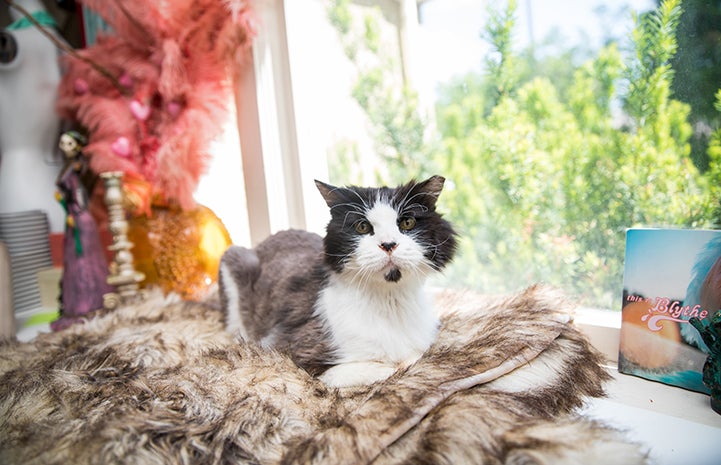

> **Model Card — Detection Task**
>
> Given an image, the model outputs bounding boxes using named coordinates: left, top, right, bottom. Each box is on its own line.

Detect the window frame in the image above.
left=233, top=0, right=309, bottom=245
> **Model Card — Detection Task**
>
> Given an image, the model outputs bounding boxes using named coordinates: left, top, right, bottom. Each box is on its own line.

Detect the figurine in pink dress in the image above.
left=51, top=131, right=114, bottom=331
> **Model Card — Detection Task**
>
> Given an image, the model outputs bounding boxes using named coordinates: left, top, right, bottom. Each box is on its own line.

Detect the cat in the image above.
left=218, top=175, right=458, bottom=387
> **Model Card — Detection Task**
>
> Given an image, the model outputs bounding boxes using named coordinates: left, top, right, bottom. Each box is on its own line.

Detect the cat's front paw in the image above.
left=320, top=361, right=397, bottom=388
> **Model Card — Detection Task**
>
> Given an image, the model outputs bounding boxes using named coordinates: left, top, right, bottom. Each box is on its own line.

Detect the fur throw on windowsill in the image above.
left=0, top=285, right=647, bottom=465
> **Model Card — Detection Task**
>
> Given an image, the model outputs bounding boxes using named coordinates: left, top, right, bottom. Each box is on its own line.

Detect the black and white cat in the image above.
left=218, top=175, right=457, bottom=387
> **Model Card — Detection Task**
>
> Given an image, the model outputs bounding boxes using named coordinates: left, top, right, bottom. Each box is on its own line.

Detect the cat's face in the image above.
left=316, top=176, right=457, bottom=284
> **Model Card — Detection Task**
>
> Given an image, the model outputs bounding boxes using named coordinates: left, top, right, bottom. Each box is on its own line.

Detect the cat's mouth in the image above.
left=384, top=266, right=402, bottom=282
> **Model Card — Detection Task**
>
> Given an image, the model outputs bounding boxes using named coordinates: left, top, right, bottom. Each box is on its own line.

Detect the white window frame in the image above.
left=234, top=0, right=309, bottom=244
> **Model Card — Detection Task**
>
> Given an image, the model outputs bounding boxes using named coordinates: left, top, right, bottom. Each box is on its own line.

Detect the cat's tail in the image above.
left=218, top=245, right=261, bottom=340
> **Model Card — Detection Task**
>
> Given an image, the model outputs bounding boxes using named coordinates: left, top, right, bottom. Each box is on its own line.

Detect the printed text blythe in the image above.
left=627, top=295, right=710, bottom=331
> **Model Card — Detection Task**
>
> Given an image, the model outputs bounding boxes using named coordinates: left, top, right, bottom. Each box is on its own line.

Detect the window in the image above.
left=208, top=0, right=720, bottom=320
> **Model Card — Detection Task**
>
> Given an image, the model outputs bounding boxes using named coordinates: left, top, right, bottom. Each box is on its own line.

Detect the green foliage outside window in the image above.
left=326, top=0, right=721, bottom=310
left=669, top=0, right=721, bottom=171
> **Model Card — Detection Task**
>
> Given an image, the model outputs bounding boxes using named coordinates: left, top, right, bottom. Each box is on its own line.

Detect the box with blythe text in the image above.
left=618, top=228, right=719, bottom=394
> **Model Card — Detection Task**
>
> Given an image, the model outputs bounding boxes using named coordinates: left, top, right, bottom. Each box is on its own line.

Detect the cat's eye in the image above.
left=355, top=220, right=372, bottom=234
left=399, top=217, right=416, bottom=231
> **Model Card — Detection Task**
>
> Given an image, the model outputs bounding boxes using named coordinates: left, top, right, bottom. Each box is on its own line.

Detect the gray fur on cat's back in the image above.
left=219, top=229, right=334, bottom=375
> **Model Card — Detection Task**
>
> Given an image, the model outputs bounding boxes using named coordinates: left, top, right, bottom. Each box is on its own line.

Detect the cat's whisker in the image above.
left=427, top=235, right=454, bottom=251
left=346, top=265, right=372, bottom=291
left=330, top=202, right=365, bottom=215
left=400, top=204, right=429, bottom=217
left=324, top=252, right=351, bottom=258
left=358, top=272, right=373, bottom=292
left=341, top=210, right=366, bottom=229
left=397, top=182, right=423, bottom=208
left=397, top=186, right=437, bottom=212
left=330, top=186, right=370, bottom=211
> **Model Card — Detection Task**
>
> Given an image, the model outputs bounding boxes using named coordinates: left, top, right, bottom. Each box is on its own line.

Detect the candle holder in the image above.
left=100, top=171, right=145, bottom=309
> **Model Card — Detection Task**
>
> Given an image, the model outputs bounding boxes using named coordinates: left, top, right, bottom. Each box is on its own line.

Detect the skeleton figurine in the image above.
left=51, top=131, right=114, bottom=331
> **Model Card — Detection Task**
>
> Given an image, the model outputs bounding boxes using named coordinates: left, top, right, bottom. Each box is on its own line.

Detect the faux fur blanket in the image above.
left=0, top=285, right=646, bottom=465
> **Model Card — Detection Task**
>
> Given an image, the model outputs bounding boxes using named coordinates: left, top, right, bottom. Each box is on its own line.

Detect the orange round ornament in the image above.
left=127, top=204, right=231, bottom=299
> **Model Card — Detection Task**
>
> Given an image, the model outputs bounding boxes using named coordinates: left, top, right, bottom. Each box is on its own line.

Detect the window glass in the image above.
left=284, top=0, right=721, bottom=310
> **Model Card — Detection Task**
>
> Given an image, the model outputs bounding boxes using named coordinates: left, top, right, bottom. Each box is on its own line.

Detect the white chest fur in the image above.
left=316, top=274, right=439, bottom=365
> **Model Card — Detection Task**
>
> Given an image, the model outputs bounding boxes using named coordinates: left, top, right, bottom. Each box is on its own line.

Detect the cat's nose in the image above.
left=379, top=242, right=398, bottom=253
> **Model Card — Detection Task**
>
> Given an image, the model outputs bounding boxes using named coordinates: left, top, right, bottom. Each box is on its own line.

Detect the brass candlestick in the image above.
left=101, top=171, right=145, bottom=309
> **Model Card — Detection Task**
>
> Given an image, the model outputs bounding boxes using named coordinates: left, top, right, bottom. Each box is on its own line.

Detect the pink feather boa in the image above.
left=56, top=0, right=256, bottom=210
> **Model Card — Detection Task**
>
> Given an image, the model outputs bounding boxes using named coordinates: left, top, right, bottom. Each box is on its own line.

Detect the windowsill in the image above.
left=583, top=368, right=721, bottom=465
left=574, top=307, right=622, bottom=364
left=596, top=366, right=720, bottom=427
left=575, top=308, right=721, bottom=464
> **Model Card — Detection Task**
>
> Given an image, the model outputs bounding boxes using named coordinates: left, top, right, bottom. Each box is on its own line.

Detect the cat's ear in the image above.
left=315, top=180, right=343, bottom=207
left=413, top=175, right=446, bottom=208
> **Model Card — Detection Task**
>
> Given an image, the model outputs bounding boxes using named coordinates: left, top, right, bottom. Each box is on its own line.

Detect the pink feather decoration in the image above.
left=56, top=0, right=256, bottom=210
